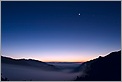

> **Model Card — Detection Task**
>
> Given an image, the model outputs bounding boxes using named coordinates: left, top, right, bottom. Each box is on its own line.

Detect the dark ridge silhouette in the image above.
left=1, top=77, right=8, bottom=81
left=1, top=73, right=9, bottom=81
left=74, top=50, right=121, bottom=81
left=1, top=56, right=60, bottom=71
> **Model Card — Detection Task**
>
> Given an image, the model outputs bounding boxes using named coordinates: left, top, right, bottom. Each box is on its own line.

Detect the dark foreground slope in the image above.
left=1, top=56, right=60, bottom=71
left=75, top=50, right=121, bottom=81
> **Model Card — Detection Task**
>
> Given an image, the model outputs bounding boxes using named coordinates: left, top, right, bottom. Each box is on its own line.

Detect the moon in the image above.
left=78, top=13, right=80, bottom=16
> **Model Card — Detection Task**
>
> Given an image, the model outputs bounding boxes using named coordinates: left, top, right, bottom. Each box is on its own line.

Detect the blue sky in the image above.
left=1, top=1, right=121, bottom=62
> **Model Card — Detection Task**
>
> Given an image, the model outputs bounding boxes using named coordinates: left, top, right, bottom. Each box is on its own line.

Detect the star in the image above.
left=78, top=13, right=80, bottom=16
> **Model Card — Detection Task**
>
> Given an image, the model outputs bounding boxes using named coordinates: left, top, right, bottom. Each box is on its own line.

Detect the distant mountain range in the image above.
left=1, top=50, right=121, bottom=81
left=74, top=50, right=121, bottom=81
left=1, top=56, right=60, bottom=71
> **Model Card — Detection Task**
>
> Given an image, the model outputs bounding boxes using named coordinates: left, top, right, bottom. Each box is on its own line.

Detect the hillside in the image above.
left=75, top=50, right=121, bottom=81
left=1, top=56, right=60, bottom=71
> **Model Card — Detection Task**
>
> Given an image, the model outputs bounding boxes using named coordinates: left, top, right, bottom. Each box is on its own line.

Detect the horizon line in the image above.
left=1, top=55, right=86, bottom=63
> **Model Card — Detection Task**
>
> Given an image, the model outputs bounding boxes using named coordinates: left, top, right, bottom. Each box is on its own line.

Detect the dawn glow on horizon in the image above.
left=1, top=1, right=121, bottom=62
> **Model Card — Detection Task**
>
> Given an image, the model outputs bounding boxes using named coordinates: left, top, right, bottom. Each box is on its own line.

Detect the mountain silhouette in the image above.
left=1, top=76, right=8, bottom=81
left=75, top=50, right=121, bottom=81
left=1, top=56, right=60, bottom=71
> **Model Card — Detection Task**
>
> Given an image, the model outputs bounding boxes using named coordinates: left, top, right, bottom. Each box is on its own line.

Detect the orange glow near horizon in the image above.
left=2, top=51, right=109, bottom=63
left=3, top=54, right=95, bottom=62
left=37, top=54, right=97, bottom=62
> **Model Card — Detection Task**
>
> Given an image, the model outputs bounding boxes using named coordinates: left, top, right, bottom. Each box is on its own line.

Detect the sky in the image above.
left=1, top=1, right=121, bottom=62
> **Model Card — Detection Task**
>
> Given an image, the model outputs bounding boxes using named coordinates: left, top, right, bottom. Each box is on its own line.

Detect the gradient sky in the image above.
left=1, top=1, right=121, bottom=62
